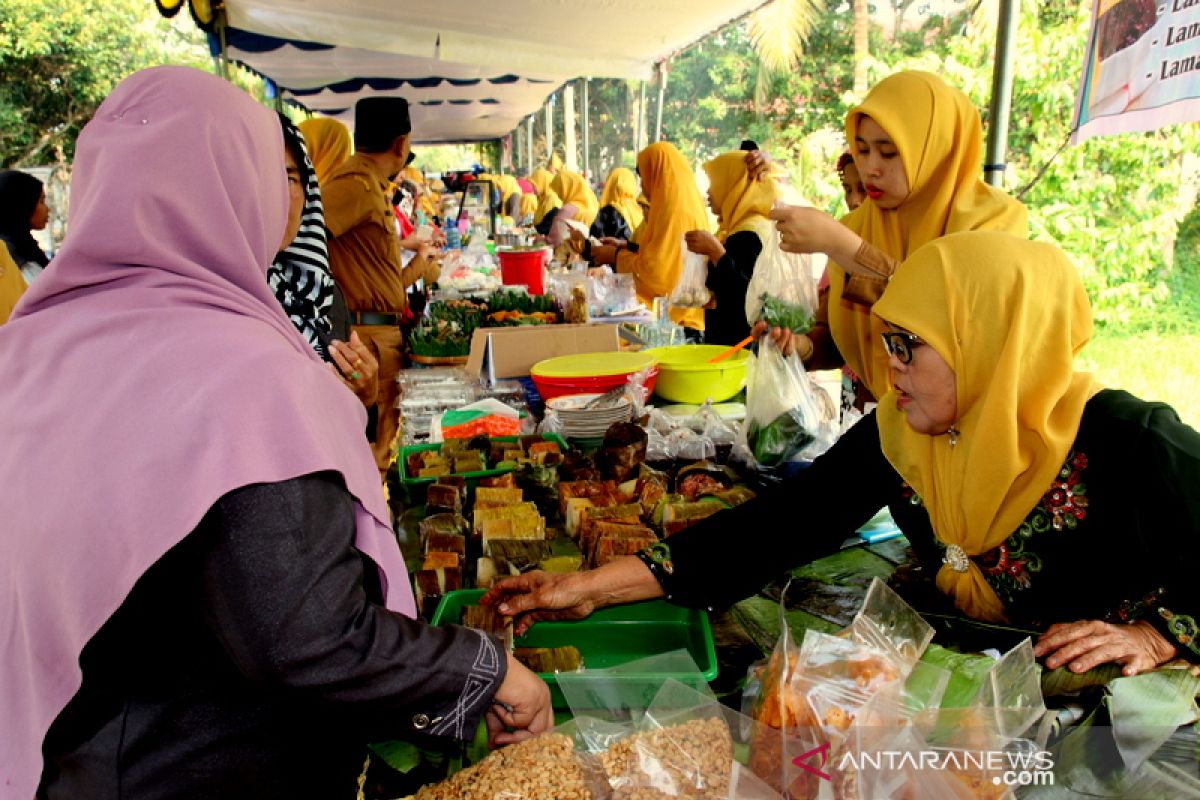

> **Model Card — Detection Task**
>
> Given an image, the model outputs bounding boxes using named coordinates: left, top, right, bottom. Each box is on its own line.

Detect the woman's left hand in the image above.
left=328, top=332, right=379, bottom=407
left=684, top=230, right=724, bottom=262
left=1033, top=619, right=1179, bottom=676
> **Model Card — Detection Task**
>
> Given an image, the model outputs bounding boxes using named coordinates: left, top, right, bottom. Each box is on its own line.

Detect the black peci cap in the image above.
left=354, top=96, right=412, bottom=153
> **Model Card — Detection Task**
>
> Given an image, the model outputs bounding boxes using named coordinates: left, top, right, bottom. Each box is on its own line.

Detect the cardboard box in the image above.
left=465, top=324, right=618, bottom=381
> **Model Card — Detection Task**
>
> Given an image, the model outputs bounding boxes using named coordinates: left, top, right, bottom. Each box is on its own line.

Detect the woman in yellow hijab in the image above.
left=0, top=245, right=28, bottom=325
left=297, top=118, right=352, bottom=186
left=529, top=168, right=560, bottom=233
left=768, top=71, right=1027, bottom=401
left=591, top=142, right=710, bottom=330
left=683, top=151, right=777, bottom=344
left=484, top=231, right=1200, bottom=678
left=591, top=167, right=644, bottom=240
left=546, top=170, right=599, bottom=248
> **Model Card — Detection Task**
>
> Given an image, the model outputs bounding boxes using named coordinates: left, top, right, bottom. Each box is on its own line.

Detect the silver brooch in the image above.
left=943, top=544, right=970, bottom=573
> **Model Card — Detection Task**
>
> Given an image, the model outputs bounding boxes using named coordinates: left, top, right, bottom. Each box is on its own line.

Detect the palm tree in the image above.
left=748, top=0, right=826, bottom=109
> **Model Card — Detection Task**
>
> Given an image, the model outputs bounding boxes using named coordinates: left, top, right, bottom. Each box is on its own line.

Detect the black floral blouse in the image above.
left=643, top=389, right=1200, bottom=661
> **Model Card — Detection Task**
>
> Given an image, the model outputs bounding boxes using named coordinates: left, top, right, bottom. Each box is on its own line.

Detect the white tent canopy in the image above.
left=213, top=0, right=770, bottom=142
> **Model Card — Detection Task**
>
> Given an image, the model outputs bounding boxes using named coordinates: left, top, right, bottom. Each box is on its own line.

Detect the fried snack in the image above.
left=600, top=717, right=733, bottom=800
left=414, top=733, right=595, bottom=800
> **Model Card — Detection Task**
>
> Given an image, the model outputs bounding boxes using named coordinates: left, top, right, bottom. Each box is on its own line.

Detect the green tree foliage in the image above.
left=646, top=0, right=1200, bottom=328
left=0, top=0, right=208, bottom=166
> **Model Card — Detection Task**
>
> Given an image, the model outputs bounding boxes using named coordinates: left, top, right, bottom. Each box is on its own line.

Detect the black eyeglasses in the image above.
left=880, top=330, right=923, bottom=365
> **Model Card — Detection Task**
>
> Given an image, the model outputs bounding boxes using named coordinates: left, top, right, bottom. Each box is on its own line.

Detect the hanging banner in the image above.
left=1072, top=0, right=1200, bottom=144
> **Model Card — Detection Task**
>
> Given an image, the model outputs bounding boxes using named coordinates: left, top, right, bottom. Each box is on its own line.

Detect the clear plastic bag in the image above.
left=671, top=237, right=712, bottom=309
left=744, top=223, right=818, bottom=333
left=556, top=654, right=786, bottom=799
left=411, top=729, right=610, bottom=800
left=739, top=339, right=833, bottom=469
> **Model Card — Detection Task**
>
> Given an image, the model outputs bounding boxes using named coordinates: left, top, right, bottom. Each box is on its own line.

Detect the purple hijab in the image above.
left=0, top=66, right=415, bottom=798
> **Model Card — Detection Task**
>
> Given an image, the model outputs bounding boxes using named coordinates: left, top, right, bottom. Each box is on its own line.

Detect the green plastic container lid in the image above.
left=530, top=351, right=657, bottom=379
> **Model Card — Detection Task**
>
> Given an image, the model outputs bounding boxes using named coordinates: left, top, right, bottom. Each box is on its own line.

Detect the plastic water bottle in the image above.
left=444, top=222, right=461, bottom=250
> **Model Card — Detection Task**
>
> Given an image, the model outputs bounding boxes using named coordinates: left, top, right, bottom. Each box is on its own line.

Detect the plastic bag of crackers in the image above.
left=746, top=578, right=935, bottom=798
left=594, top=680, right=783, bottom=799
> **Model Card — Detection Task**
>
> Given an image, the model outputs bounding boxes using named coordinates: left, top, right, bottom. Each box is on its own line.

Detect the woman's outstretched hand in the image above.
left=1033, top=619, right=1179, bottom=676
left=481, top=571, right=596, bottom=636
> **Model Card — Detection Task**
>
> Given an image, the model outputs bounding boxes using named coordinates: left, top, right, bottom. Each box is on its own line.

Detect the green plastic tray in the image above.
left=431, top=589, right=717, bottom=708
left=398, top=433, right=567, bottom=504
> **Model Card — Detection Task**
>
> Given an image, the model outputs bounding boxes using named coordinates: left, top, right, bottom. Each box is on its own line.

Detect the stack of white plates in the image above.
left=545, top=392, right=634, bottom=438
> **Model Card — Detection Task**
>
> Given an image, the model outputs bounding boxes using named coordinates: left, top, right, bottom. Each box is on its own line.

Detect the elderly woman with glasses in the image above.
left=484, top=231, right=1200, bottom=678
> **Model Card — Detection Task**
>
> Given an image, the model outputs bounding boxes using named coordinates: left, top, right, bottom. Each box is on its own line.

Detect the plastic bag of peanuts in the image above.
left=584, top=679, right=784, bottom=800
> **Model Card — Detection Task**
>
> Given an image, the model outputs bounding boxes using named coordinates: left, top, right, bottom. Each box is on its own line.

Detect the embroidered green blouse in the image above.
left=641, top=389, right=1200, bottom=660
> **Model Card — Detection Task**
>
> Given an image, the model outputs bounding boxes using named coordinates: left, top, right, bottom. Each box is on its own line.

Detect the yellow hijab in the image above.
left=530, top=168, right=560, bottom=225
left=703, top=151, right=777, bottom=240
left=297, top=117, right=352, bottom=186
left=829, top=71, right=1028, bottom=400
left=547, top=152, right=565, bottom=174
left=550, top=170, right=599, bottom=227
left=494, top=174, right=521, bottom=203
left=875, top=232, right=1097, bottom=622
left=0, top=246, right=28, bottom=325
left=598, top=167, right=644, bottom=231
left=615, top=142, right=710, bottom=329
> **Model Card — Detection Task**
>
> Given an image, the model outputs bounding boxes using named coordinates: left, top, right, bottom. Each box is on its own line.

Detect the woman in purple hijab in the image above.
left=0, top=66, right=550, bottom=800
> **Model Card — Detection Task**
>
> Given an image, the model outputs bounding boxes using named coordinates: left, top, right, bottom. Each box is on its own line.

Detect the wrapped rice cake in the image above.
left=479, top=472, right=517, bottom=489
left=661, top=499, right=726, bottom=537
left=557, top=480, right=619, bottom=518
left=418, top=513, right=469, bottom=549
left=514, top=646, right=584, bottom=673
left=425, top=482, right=462, bottom=514
left=422, top=530, right=465, bottom=557
left=589, top=522, right=657, bottom=567
left=414, top=567, right=462, bottom=617
left=474, top=486, right=524, bottom=508
left=578, top=503, right=644, bottom=558
left=473, top=501, right=543, bottom=537
left=489, top=539, right=553, bottom=575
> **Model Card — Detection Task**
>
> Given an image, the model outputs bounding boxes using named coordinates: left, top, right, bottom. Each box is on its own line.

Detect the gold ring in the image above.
left=354, top=360, right=364, bottom=369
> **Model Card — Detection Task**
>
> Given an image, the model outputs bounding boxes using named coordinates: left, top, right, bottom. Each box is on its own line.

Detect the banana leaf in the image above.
left=789, top=546, right=897, bottom=586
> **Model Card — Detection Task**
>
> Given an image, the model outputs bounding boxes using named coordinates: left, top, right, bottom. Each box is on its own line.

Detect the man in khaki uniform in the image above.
left=324, top=97, right=440, bottom=475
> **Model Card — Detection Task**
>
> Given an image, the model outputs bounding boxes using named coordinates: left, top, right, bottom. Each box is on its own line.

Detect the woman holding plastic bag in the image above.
left=589, top=142, right=709, bottom=332
left=486, top=231, right=1200, bottom=679
left=757, top=71, right=1028, bottom=403
left=684, top=151, right=816, bottom=347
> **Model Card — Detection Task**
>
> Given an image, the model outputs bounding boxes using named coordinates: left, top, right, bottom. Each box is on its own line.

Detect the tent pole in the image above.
left=214, top=14, right=230, bottom=81
left=581, top=78, right=590, bottom=180
left=545, top=95, right=554, bottom=163
left=564, top=83, right=578, bottom=172
left=984, top=0, right=1019, bottom=187
left=636, top=81, right=647, bottom=152
left=526, top=116, right=534, bottom=171
left=654, top=62, right=667, bottom=142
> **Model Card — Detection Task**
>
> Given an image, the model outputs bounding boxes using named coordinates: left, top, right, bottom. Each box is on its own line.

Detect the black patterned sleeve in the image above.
left=639, top=411, right=901, bottom=610
left=197, top=474, right=506, bottom=740
left=1117, top=402, right=1200, bottom=661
